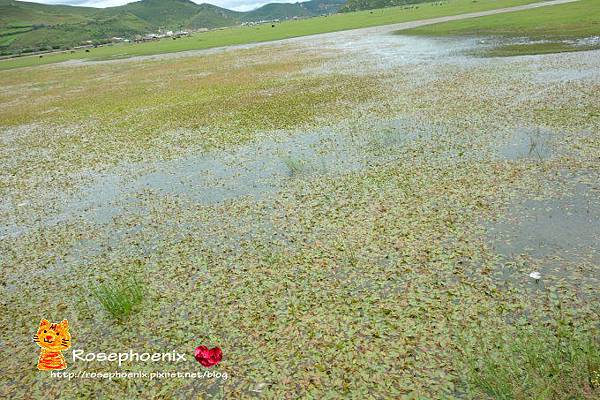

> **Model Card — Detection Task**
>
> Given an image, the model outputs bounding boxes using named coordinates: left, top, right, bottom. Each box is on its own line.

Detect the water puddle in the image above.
left=301, top=32, right=478, bottom=76
left=497, top=126, right=554, bottom=161
left=1, top=118, right=429, bottom=239
left=488, top=178, right=600, bottom=284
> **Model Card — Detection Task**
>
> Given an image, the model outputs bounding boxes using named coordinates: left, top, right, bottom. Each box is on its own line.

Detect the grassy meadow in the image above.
left=0, top=0, right=540, bottom=71
left=1, top=1, right=599, bottom=399
left=401, top=0, right=600, bottom=55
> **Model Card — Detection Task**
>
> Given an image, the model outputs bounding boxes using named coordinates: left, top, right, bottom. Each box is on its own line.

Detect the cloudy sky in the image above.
left=28, top=0, right=305, bottom=12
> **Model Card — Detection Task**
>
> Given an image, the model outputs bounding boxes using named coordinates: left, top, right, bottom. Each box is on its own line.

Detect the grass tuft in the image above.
left=91, top=276, right=145, bottom=322
left=464, top=316, right=600, bottom=399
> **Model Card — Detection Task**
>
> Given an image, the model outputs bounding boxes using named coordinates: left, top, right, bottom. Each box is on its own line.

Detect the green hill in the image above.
left=0, top=0, right=94, bottom=26
left=244, top=0, right=346, bottom=21
left=0, top=0, right=345, bottom=54
left=300, top=0, right=348, bottom=14
left=104, top=0, right=241, bottom=29
left=244, top=3, right=312, bottom=21
left=1, top=13, right=152, bottom=51
left=188, top=4, right=243, bottom=29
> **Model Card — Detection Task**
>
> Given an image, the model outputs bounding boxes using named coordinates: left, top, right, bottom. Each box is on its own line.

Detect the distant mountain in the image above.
left=244, top=3, right=312, bottom=21
left=188, top=3, right=242, bottom=29
left=0, top=0, right=346, bottom=54
left=105, top=0, right=242, bottom=29
left=340, top=0, right=431, bottom=12
left=300, top=0, right=347, bottom=14
left=244, top=0, right=346, bottom=21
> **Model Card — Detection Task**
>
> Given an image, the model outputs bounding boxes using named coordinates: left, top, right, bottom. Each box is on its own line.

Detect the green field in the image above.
left=0, top=0, right=539, bottom=70
left=401, top=0, right=600, bottom=56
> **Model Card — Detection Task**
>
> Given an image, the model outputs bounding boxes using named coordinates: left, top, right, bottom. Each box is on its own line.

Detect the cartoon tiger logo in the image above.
left=33, top=319, right=71, bottom=370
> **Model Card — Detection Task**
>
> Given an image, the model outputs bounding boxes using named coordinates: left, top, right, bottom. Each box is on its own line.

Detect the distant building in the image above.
left=242, top=19, right=281, bottom=27
left=142, top=34, right=159, bottom=41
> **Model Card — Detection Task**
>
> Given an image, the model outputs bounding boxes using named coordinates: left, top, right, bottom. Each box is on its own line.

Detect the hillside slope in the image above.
left=102, top=0, right=241, bottom=28
left=0, top=0, right=94, bottom=26
left=244, top=0, right=346, bottom=21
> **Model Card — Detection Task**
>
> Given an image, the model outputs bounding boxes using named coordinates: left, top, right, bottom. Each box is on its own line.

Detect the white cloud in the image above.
left=26, top=0, right=307, bottom=12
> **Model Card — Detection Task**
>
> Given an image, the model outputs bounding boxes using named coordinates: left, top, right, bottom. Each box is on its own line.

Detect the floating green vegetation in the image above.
left=0, top=49, right=379, bottom=186
left=91, top=276, right=145, bottom=322
left=1, top=9, right=599, bottom=398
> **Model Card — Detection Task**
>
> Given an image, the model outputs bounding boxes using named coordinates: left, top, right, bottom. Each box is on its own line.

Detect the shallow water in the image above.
left=0, top=118, right=424, bottom=238
left=498, top=126, right=554, bottom=161
left=2, top=12, right=598, bottom=283
left=1, top=7, right=599, bottom=397
left=488, top=178, right=600, bottom=282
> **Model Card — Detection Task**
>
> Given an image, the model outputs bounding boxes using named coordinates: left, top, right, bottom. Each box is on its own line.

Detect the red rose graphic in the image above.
left=194, top=346, right=223, bottom=368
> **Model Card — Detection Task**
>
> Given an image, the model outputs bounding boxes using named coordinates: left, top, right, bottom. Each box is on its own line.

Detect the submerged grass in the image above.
left=280, top=154, right=308, bottom=177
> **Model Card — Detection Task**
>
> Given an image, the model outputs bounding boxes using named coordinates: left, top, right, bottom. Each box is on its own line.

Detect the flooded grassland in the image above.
left=0, top=27, right=599, bottom=398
